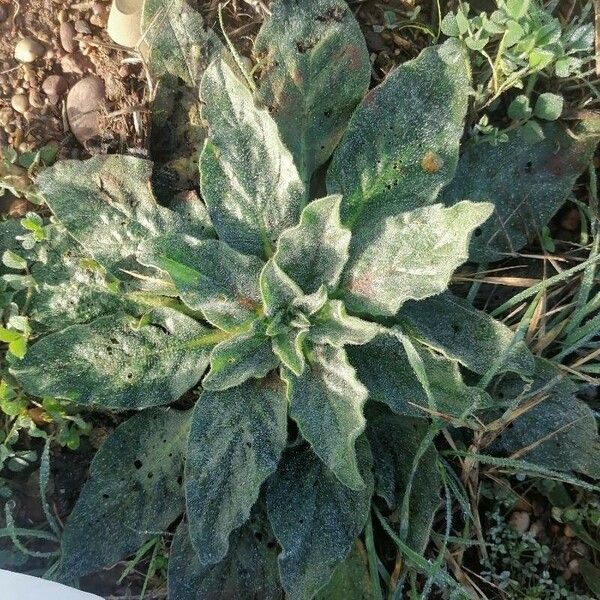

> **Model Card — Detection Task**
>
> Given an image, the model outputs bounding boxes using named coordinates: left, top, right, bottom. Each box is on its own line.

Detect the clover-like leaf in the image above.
left=36, top=156, right=187, bottom=275
left=58, top=407, right=190, bottom=578
left=12, top=308, right=211, bottom=409
left=254, top=0, right=370, bottom=188
left=267, top=440, right=373, bottom=600
left=327, top=40, right=471, bottom=225
left=399, top=292, right=534, bottom=376
left=202, top=320, right=279, bottom=391
left=200, top=59, right=305, bottom=258
left=309, top=300, right=380, bottom=347
left=441, top=121, right=600, bottom=261
left=283, top=344, right=368, bottom=489
left=168, top=511, right=283, bottom=600
left=186, top=379, right=287, bottom=565
left=366, top=405, right=441, bottom=553
left=138, top=235, right=263, bottom=331
left=341, top=201, right=493, bottom=316
left=348, top=330, right=491, bottom=418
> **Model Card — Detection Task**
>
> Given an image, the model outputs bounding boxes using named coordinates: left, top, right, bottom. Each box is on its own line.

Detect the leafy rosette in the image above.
left=9, top=0, right=600, bottom=598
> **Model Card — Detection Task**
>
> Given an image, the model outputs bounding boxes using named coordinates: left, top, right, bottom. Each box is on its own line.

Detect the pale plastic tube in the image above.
left=106, top=0, right=145, bottom=48
left=0, top=569, right=103, bottom=600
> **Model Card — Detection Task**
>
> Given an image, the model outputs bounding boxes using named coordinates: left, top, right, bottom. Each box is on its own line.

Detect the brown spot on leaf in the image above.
left=421, top=151, right=444, bottom=173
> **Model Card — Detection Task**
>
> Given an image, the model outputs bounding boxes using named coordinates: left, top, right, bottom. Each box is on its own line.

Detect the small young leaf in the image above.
left=202, top=320, right=279, bottom=392
left=274, top=195, right=351, bottom=294
left=12, top=309, right=212, bottom=409
left=341, top=201, right=493, bottom=316
left=254, top=0, right=370, bottom=187
left=267, top=441, right=373, bottom=600
left=186, top=379, right=287, bottom=565
left=138, top=235, right=263, bottom=331
left=200, top=59, right=305, bottom=258
left=283, top=344, right=367, bottom=490
left=520, top=119, right=546, bottom=144
left=58, top=408, right=191, bottom=578
left=507, top=94, right=532, bottom=120
left=260, top=259, right=303, bottom=317
left=533, top=92, right=564, bottom=121
left=272, top=329, right=306, bottom=376
left=440, top=13, right=460, bottom=37
left=2, top=250, right=27, bottom=271
left=327, top=40, right=471, bottom=225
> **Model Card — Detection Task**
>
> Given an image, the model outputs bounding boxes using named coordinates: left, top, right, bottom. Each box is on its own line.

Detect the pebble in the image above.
left=28, top=89, right=44, bottom=109
left=11, top=94, right=29, bottom=114
left=0, top=5, right=8, bottom=22
left=66, top=76, right=106, bottom=145
left=14, top=38, right=46, bottom=63
left=509, top=511, right=530, bottom=534
left=42, top=74, right=69, bottom=97
left=568, top=559, right=580, bottom=574
left=0, top=108, right=12, bottom=127
left=60, top=22, right=76, bottom=53
left=74, top=19, right=91, bottom=34
left=61, top=53, right=92, bottom=75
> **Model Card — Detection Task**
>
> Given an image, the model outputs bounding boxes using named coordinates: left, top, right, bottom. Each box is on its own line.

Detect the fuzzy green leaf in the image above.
left=138, top=235, right=263, bottom=331
left=272, top=329, right=307, bottom=376
left=398, top=292, right=535, bottom=376
left=12, top=309, right=211, bottom=409
left=186, top=379, right=287, bottom=565
left=533, top=93, right=563, bottom=121
left=267, top=441, right=373, bottom=600
left=168, top=511, right=283, bottom=600
left=309, top=300, right=380, bottom=347
left=200, top=59, right=305, bottom=258
left=441, top=121, right=600, bottom=261
left=327, top=40, right=470, bottom=225
left=348, top=330, right=491, bottom=418
left=36, top=156, right=188, bottom=275
left=283, top=344, right=367, bottom=489
left=260, top=259, right=303, bottom=317
left=254, top=0, right=370, bottom=186
left=59, top=408, right=190, bottom=577
left=341, top=201, right=493, bottom=316
left=366, top=405, right=441, bottom=553
left=274, top=195, right=351, bottom=293
left=143, top=0, right=226, bottom=88
left=202, top=320, right=279, bottom=391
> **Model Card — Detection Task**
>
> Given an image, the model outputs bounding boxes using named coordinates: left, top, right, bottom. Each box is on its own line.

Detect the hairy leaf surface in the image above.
left=341, top=201, right=493, bottom=316
left=274, top=195, right=351, bottom=293
left=200, top=59, right=305, bottom=258
left=168, top=513, right=283, bottom=600
left=186, top=380, right=287, bottom=565
left=399, top=292, right=534, bottom=376
left=12, top=309, right=211, bottom=409
left=327, top=40, right=470, bottom=225
left=254, top=0, right=370, bottom=186
left=267, top=441, right=373, bottom=600
left=59, top=408, right=190, bottom=577
left=260, top=259, right=304, bottom=317
left=138, top=235, right=263, bottom=331
left=442, top=121, right=600, bottom=261
left=283, top=344, right=367, bottom=489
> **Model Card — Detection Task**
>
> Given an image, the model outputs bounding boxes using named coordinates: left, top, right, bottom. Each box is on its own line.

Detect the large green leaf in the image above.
left=491, top=359, right=600, bottom=479
left=200, top=59, right=305, bottom=258
left=267, top=441, right=373, bottom=600
left=366, top=404, right=441, bottom=553
left=202, top=320, right=279, bottom=391
left=398, top=292, right=534, bottom=377
left=168, top=511, right=283, bottom=600
left=59, top=408, right=190, bottom=577
left=186, top=379, right=287, bottom=565
left=327, top=40, right=471, bottom=226
left=12, top=308, right=212, bottom=409
left=340, top=201, right=493, bottom=316
left=254, top=0, right=370, bottom=186
left=283, top=344, right=367, bottom=490
left=274, top=195, right=351, bottom=293
left=143, top=0, right=226, bottom=88
left=348, top=330, right=492, bottom=418
left=441, top=121, right=600, bottom=261
left=36, top=156, right=185, bottom=275
left=138, top=235, right=263, bottom=331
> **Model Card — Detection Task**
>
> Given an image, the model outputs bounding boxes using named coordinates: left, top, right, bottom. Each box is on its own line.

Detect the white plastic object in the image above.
left=107, top=0, right=145, bottom=48
left=0, top=569, right=103, bottom=600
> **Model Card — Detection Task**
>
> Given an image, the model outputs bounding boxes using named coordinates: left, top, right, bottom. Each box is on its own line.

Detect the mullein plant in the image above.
left=3, top=0, right=600, bottom=597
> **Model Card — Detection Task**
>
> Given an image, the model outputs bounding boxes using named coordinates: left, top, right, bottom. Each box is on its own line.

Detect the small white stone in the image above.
left=14, top=37, right=45, bottom=63
left=11, top=94, right=29, bottom=114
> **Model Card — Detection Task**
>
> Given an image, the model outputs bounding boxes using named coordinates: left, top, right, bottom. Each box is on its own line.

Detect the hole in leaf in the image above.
left=474, top=227, right=482, bottom=237
left=134, top=459, right=143, bottom=469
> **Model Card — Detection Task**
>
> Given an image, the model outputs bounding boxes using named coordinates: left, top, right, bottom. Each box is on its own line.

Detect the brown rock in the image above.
left=28, top=89, right=44, bottom=109
left=60, top=52, right=92, bottom=75
left=66, top=76, right=106, bottom=145
left=509, top=511, right=530, bottom=534
left=74, top=19, right=92, bottom=34
left=60, top=21, right=76, bottom=53
left=42, top=74, right=69, bottom=97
